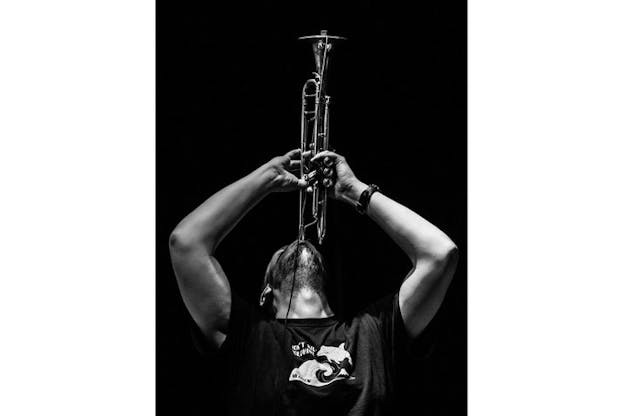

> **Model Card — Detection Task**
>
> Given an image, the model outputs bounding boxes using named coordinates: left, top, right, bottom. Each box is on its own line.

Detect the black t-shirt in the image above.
left=195, top=292, right=410, bottom=416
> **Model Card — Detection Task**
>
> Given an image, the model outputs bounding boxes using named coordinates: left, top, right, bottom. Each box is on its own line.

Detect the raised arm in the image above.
left=313, top=151, right=458, bottom=339
left=169, top=150, right=308, bottom=349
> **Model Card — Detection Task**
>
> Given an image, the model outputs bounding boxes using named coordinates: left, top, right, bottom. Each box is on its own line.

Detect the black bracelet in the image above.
left=356, top=184, right=380, bottom=215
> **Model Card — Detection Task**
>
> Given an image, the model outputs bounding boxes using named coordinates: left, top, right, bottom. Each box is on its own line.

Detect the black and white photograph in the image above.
left=157, top=1, right=465, bottom=415
left=2, top=1, right=624, bottom=415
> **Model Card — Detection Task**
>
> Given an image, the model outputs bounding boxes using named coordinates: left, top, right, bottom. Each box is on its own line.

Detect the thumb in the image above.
left=284, top=173, right=308, bottom=190
left=295, top=177, right=308, bottom=189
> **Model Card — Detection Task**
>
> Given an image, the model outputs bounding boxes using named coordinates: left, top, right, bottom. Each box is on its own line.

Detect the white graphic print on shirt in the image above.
left=289, top=342, right=355, bottom=387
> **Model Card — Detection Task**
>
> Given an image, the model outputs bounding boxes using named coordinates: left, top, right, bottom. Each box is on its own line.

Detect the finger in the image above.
left=283, top=148, right=301, bottom=160
left=311, top=150, right=339, bottom=163
left=322, top=167, right=334, bottom=177
left=285, top=172, right=308, bottom=189
left=288, top=176, right=308, bottom=190
left=288, top=160, right=301, bottom=169
left=296, top=178, right=309, bottom=189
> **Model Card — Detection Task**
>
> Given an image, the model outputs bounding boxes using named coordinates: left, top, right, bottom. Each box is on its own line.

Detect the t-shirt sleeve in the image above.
left=189, top=291, right=257, bottom=358
left=360, top=292, right=408, bottom=368
left=361, top=291, right=438, bottom=363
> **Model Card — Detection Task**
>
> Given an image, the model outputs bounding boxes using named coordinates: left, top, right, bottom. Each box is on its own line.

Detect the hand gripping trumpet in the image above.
left=297, top=30, right=346, bottom=245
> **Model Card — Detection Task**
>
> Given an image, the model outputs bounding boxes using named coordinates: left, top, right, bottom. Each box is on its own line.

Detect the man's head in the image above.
left=259, top=240, right=328, bottom=312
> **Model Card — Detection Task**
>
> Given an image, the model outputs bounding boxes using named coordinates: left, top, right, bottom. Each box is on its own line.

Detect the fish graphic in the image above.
left=289, top=342, right=354, bottom=387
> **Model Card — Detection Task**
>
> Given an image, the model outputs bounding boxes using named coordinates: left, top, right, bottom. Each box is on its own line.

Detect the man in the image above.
left=169, top=149, right=458, bottom=415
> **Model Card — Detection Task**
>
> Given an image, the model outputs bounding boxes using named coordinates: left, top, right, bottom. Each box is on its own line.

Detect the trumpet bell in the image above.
left=298, top=30, right=347, bottom=77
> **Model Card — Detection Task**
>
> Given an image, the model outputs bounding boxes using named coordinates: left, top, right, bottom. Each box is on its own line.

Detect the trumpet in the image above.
left=297, top=30, right=346, bottom=245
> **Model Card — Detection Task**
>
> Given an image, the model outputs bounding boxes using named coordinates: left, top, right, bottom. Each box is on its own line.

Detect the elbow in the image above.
left=429, top=240, right=459, bottom=266
left=169, top=226, right=216, bottom=255
left=440, top=242, right=459, bottom=273
left=169, top=227, right=195, bottom=254
left=413, top=243, right=458, bottom=282
left=445, top=242, right=459, bottom=261
left=168, top=229, right=183, bottom=251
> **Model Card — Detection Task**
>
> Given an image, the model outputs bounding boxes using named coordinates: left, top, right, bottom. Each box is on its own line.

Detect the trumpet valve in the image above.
left=305, top=170, right=318, bottom=181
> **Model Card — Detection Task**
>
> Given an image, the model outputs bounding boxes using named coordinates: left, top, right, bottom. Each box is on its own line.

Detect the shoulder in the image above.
left=355, top=292, right=399, bottom=322
left=194, top=293, right=273, bottom=354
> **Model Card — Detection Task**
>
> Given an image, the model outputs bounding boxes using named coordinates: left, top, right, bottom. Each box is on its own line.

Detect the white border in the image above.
left=0, top=1, right=155, bottom=414
left=469, top=0, right=624, bottom=414
left=1, top=0, right=624, bottom=414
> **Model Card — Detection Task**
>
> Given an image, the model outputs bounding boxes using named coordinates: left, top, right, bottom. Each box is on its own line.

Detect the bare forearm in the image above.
left=167, top=164, right=273, bottom=344
left=308, top=150, right=457, bottom=337
left=171, top=165, right=274, bottom=253
left=357, top=182, right=457, bottom=336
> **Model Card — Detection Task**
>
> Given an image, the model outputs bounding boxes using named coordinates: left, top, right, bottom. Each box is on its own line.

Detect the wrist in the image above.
left=355, top=184, right=380, bottom=215
left=250, top=163, right=277, bottom=196
left=340, top=180, right=368, bottom=207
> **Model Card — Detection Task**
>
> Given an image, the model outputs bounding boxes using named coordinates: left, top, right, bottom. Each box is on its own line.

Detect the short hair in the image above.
left=264, top=240, right=327, bottom=296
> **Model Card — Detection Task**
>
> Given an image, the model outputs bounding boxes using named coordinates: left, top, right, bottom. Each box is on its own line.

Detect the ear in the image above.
left=259, top=284, right=273, bottom=307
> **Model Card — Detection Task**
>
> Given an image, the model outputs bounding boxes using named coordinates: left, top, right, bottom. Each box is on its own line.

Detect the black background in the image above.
left=157, top=1, right=466, bottom=414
